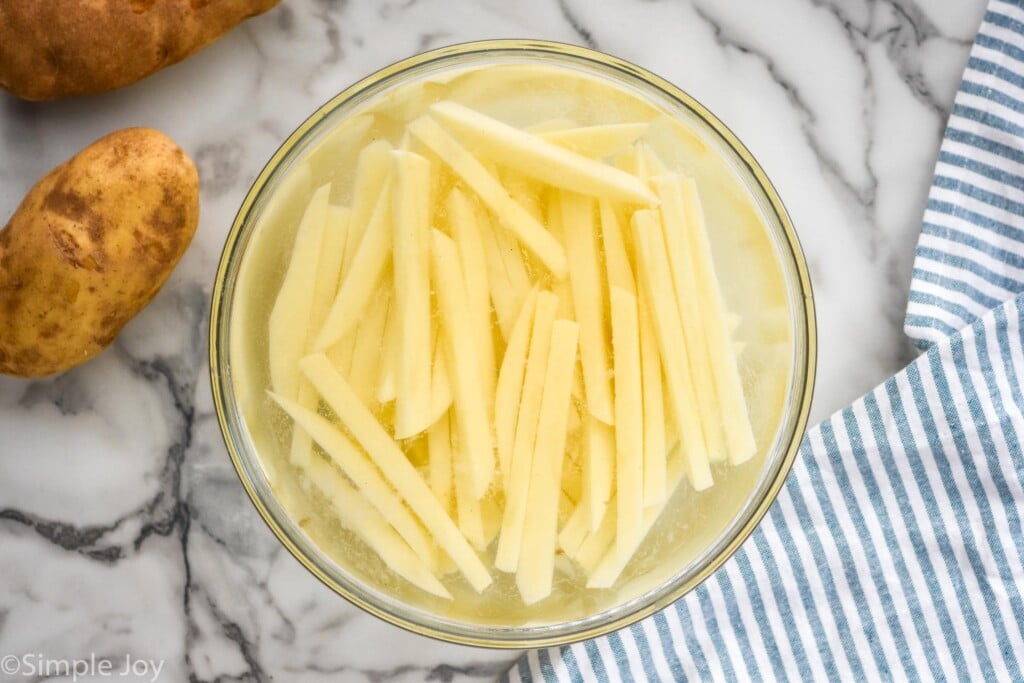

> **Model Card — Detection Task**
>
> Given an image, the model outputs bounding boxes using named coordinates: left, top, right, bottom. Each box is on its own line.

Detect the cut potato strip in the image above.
left=575, top=494, right=616, bottom=573
left=271, top=394, right=437, bottom=571
left=558, top=496, right=590, bottom=559
left=448, top=189, right=497, bottom=416
left=680, top=179, right=757, bottom=465
left=450, top=410, right=486, bottom=550
left=587, top=453, right=687, bottom=588
left=495, top=291, right=558, bottom=571
left=541, top=122, right=649, bottom=159
left=298, top=354, right=492, bottom=592
left=545, top=196, right=576, bottom=322
left=494, top=286, right=539, bottom=486
left=427, top=411, right=454, bottom=514
left=638, top=296, right=667, bottom=505
left=429, top=101, right=657, bottom=204
left=654, top=176, right=725, bottom=463
left=343, top=140, right=393, bottom=274
left=517, top=318, right=580, bottom=604
left=525, top=117, right=577, bottom=134
left=431, top=229, right=496, bottom=498
left=376, top=295, right=398, bottom=403
left=561, top=191, right=614, bottom=425
left=479, top=212, right=533, bottom=339
left=392, top=151, right=434, bottom=438
left=305, top=452, right=450, bottom=599
left=269, top=183, right=331, bottom=399
left=583, top=416, right=615, bottom=531
left=609, top=286, right=644, bottom=561
left=481, top=495, right=503, bottom=548
left=287, top=382, right=319, bottom=471
left=314, top=182, right=393, bottom=350
left=288, top=203, right=351, bottom=470
left=631, top=209, right=712, bottom=491
left=315, top=206, right=353, bottom=319
left=599, top=199, right=635, bottom=294
left=347, top=285, right=391, bottom=408
left=427, top=324, right=454, bottom=428
left=502, top=170, right=546, bottom=223
left=637, top=141, right=668, bottom=177
left=407, top=116, right=567, bottom=278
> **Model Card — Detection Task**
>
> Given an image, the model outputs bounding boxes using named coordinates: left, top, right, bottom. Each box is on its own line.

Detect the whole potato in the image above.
left=0, top=128, right=199, bottom=377
left=0, top=0, right=280, bottom=100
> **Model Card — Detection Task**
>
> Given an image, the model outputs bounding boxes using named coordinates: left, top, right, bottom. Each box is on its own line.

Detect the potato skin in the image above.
left=0, top=128, right=199, bottom=377
left=0, top=0, right=280, bottom=100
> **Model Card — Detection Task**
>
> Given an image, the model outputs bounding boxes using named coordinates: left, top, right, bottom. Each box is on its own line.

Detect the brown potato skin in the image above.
left=0, top=128, right=199, bottom=377
left=0, top=0, right=280, bottom=100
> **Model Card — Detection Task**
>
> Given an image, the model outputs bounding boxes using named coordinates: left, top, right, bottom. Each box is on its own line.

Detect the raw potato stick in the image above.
left=407, top=116, right=567, bottom=278
left=558, top=496, right=590, bottom=559
left=561, top=191, right=614, bottom=425
left=638, top=295, right=667, bottom=505
left=588, top=453, right=687, bottom=588
left=448, top=189, right=497, bottom=417
left=494, top=286, right=540, bottom=486
left=609, top=286, right=644, bottom=562
left=481, top=495, right=503, bottom=548
left=545, top=194, right=576, bottom=322
left=299, top=354, right=492, bottom=592
left=288, top=204, right=350, bottom=469
left=575, top=493, right=617, bottom=573
left=429, top=101, right=657, bottom=204
left=525, top=117, right=577, bottom=134
left=343, top=140, right=393, bottom=273
left=377, top=295, right=399, bottom=403
left=599, top=200, right=636, bottom=294
left=427, top=324, right=454, bottom=428
left=268, top=183, right=331, bottom=400
left=431, top=229, right=496, bottom=498
left=541, top=122, right=649, bottom=159
left=517, top=319, right=580, bottom=604
left=347, top=285, right=391, bottom=408
left=654, top=176, right=725, bottom=462
left=681, top=179, right=757, bottom=465
left=314, top=182, right=393, bottom=350
left=450, top=410, right=486, bottom=550
left=305, top=452, right=450, bottom=599
left=631, top=210, right=713, bottom=491
left=502, top=170, right=546, bottom=223
left=637, top=141, right=668, bottom=176
left=427, top=411, right=454, bottom=514
left=495, top=291, right=558, bottom=571
left=584, top=416, right=615, bottom=531
left=391, top=151, right=434, bottom=438
left=271, top=394, right=437, bottom=571
left=479, top=216, right=533, bottom=340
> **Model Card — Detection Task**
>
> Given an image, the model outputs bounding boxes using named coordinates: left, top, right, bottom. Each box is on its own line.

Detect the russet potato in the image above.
left=0, top=0, right=280, bottom=100
left=0, top=127, right=199, bottom=377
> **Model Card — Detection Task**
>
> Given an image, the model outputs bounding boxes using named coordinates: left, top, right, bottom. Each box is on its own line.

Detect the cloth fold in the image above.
left=507, top=1, right=1024, bottom=680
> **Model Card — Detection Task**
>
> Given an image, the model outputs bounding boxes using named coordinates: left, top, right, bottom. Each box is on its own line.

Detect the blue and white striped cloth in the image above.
left=507, top=2, right=1024, bottom=680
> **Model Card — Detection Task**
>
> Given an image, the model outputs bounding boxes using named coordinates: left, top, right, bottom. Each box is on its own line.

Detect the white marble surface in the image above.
left=0, top=0, right=991, bottom=680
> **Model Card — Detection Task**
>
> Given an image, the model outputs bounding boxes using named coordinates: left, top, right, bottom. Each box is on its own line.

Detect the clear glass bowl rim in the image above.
left=209, top=38, right=818, bottom=649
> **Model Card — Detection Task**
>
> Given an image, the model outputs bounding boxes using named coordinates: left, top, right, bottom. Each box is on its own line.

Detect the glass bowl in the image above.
left=209, top=39, right=816, bottom=648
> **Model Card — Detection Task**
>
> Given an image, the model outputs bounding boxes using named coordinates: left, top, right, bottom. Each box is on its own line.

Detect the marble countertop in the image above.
left=0, top=1, right=991, bottom=680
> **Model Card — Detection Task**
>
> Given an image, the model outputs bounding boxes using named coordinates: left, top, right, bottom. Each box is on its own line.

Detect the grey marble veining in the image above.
left=0, top=0, right=990, bottom=680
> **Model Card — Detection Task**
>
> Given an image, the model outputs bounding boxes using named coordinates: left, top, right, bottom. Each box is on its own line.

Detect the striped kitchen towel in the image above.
left=506, top=1, right=1024, bottom=681
left=907, top=0, right=1024, bottom=348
